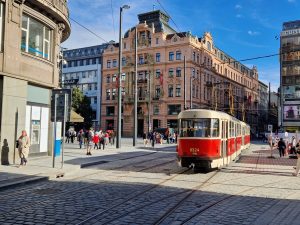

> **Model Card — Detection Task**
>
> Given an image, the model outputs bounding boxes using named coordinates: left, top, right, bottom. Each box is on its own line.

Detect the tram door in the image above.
left=221, top=120, right=228, bottom=166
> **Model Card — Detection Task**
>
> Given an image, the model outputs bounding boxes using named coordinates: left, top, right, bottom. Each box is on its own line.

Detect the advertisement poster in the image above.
left=283, top=85, right=300, bottom=99
left=284, top=105, right=300, bottom=120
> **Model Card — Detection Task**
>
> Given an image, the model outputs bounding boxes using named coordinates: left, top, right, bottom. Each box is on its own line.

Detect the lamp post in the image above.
left=133, top=27, right=137, bottom=146
left=117, top=4, right=130, bottom=149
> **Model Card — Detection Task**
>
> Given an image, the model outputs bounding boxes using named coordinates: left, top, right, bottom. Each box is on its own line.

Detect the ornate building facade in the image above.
left=0, top=0, right=70, bottom=165
left=101, top=10, right=259, bottom=137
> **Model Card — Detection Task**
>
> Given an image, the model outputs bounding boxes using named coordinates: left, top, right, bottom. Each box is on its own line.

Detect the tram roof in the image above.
left=178, top=109, right=248, bottom=125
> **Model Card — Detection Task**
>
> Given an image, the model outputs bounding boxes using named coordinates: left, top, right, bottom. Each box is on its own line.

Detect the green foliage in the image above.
left=71, top=87, right=94, bottom=128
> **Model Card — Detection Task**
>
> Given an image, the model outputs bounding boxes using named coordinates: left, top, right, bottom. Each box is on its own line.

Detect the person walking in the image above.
left=293, top=140, right=300, bottom=176
left=104, top=132, right=109, bottom=145
left=77, top=129, right=84, bottom=149
left=151, top=131, right=155, bottom=148
left=277, top=138, right=286, bottom=157
left=86, top=128, right=93, bottom=155
left=93, top=132, right=100, bottom=149
left=111, top=130, right=115, bottom=145
left=143, top=132, right=148, bottom=147
left=18, top=130, right=30, bottom=167
left=65, top=130, right=70, bottom=143
left=291, top=136, right=297, bottom=155
left=99, top=133, right=105, bottom=150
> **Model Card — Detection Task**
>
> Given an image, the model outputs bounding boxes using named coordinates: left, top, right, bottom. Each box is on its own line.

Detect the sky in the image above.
left=63, top=0, right=300, bottom=91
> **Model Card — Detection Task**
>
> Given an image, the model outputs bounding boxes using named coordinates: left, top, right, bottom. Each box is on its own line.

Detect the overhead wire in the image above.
left=156, top=0, right=182, bottom=33
left=69, top=17, right=109, bottom=44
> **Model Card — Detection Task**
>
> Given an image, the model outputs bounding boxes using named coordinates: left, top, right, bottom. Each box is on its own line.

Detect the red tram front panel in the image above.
left=177, top=139, right=221, bottom=159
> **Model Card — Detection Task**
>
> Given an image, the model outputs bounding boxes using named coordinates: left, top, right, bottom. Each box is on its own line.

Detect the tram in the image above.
left=177, top=109, right=250, bottom=170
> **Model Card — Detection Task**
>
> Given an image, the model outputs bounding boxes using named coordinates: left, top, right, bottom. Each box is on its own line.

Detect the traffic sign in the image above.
left=51, top=89, right=72, bottom=122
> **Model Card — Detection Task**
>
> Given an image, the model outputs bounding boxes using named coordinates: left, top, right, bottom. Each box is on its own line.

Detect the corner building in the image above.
left=0, top=0, right=70, bottom=165
left=280, top=20, right=300, bottom=131
left=101, top=10, right=259, bottom=137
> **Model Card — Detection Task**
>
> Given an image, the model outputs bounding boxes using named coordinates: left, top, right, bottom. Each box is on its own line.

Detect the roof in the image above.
left=70, top=110, right=84, bottom=123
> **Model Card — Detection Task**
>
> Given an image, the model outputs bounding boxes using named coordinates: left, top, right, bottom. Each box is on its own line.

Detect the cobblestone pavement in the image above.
left=1, top=142, right=300, bottom=225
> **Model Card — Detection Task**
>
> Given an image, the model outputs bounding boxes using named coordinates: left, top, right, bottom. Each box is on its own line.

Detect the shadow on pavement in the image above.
left=0, top=170, right=299, bottom=225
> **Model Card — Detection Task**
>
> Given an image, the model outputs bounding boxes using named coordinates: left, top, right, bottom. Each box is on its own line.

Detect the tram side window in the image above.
left=229, top=121, right=235, bottom=137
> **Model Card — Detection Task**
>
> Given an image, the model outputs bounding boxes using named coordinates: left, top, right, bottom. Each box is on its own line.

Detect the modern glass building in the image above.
left=62, top=44, right=109, bottom=129
left=280, top=20, right=300, bottom=131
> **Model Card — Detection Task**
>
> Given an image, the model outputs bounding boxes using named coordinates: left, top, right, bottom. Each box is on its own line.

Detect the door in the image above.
left=221, top=120, right=228, bottom=166
left=138, top=119, right=144, bottom=137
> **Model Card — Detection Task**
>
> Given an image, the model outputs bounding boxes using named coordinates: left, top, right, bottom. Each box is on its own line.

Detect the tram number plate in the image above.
left=190, top=148, right=199, bottom=155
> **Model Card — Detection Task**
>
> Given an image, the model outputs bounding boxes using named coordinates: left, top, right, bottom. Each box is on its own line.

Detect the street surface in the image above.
left=1, top=141, right=300, bottom=225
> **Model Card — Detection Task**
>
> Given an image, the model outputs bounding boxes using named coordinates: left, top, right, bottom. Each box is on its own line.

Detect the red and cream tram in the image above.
left=177, top=109, right=250, bottom=170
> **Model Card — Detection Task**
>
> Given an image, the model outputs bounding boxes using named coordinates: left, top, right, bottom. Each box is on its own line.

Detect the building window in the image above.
left=94, top=83, right=97, bottom=90
left=155, top=86, right=160, bottom=98
left=156, top=53, right=160, bottom=62
left=106, top=89, right=111, bottom=100
left=21, top=14, right=52, bottom=60
left=113, top=59, right=117, bottom=67
left=123, top=42, right=126, bottom=49
left=156, top=38, right=159, bottom=44
left=112, top=88, right=116, bottom=100
left=168, top=68, right=174, bottom=77
left=107, top=60, right=111, bottom=68
left=156, top=69, right=161, bottom=78
left=122, top=87, right=125, bottom=96
left=139, top=55, right=144, bottom=64
left=176, top=67, right=181, bottom=77
left=0, top=3, right=4, bottom=51
left=88, top=84, right=92, bottom=91
left=168, top=105, right=181, bottom=115
left=192, top=68, right=195, bottom=78
left=112, top=74, right=117, bottom=82
left=94, top=97, right=97, bottom=105
left=197, top=54, right=200, bottom=64
left=169, top=52, right=174, bottom=61
left=168, top=85, right=173, bottom=97
left=176, top=51, right=181, bottom=60
left=106, top=75, right=111, bottom=83
left=122, top=57, right=126, bottom=66
left=153, top=105, right=159, bottom=115
left=193, top=52, right=196, bottom=61
left=176, top=85, right=181, bottom=97
left=207, top=41, right=211, bottom=51
left=92, top=58, right=96, bottom=64
left=106, top=106, right=115, bottom=116
left=121, top=73, right=126, bottom=81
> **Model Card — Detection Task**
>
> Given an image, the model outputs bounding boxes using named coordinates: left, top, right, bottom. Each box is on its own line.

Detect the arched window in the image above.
left=207, top=41, right=211, bottom=51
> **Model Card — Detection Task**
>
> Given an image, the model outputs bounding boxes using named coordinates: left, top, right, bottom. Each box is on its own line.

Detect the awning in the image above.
left=70, top=110, right=84, bottom=123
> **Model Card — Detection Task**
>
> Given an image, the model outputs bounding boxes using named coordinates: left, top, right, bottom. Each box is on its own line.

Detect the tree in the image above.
left=71, top=87, right=94, bottom=128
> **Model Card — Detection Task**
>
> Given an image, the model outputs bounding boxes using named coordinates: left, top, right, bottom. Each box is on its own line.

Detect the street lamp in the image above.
left=117, top=4, right=130, bottom=149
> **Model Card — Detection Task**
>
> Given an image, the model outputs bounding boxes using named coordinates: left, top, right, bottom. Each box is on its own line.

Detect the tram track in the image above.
left=0, top=153, right=183, bottom=221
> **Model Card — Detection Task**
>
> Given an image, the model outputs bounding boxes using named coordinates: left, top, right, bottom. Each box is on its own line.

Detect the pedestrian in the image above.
left=93, top=132, right=100, bottom=149
left=293, top=140, right=300, bottom=176
left=277, top=138, right=286, bottom=157
left=77, top=129, right=84, bottom=149
left=151, top=131, right=155, bottom=148
left=99, top=133, right=105, bottom=150
left=104, top=132, right=109, bottom=145
left=165, top=129, right=170, bottom=144
left=86, top=128, right=93, bottom=155
left=111, top=130, right=115, bottom=145
left=291, top=136, right=297, bottom=155
left=18, top=130, right=30, bottom=167
left=143, top=132, right=148, bottom=147
left=65, top=130, right=70, bottom=143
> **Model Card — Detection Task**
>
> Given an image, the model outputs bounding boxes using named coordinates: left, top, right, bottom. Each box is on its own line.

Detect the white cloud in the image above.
left=288, top=0, right=296, bottom=3
left=236, top=14, right=242, bottom=18
left=248, top=30, right=260, bottom=36
left=235, top=4, right=242, bottom=9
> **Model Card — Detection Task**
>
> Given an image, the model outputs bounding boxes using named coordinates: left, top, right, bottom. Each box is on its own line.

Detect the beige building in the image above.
left=101, top=10, right=259, bottom=137
left=0, top=0, right=70, bottom=165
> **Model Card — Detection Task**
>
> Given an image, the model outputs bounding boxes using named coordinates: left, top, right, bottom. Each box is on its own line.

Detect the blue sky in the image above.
left=64, top=0, right=300, bottom=91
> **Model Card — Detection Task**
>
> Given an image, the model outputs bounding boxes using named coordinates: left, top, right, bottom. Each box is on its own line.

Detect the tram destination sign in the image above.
left=51, top=89, right=72, bottom=122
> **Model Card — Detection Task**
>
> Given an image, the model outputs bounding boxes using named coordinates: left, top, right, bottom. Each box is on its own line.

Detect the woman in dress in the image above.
left=18, top=130, right=30, bottom=167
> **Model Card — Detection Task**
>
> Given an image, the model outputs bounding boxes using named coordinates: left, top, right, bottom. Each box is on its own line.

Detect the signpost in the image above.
left=51, top=89, right=71, bottom=168
left=267, top=124, right=274, bottom=158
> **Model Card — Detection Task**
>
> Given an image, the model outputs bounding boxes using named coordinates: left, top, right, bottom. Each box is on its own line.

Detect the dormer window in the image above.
left=207, top=41, right=211, bottom=51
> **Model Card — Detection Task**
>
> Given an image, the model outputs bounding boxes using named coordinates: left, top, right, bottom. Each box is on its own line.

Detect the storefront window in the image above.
left=21, top=14, right=52, bottom=60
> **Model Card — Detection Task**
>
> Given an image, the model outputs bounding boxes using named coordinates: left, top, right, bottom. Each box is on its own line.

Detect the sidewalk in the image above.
left=0, top=138, right=176, bottom=190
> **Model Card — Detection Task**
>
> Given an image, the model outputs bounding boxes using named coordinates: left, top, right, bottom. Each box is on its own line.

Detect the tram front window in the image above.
left=180, top=118, right=219, bottom=138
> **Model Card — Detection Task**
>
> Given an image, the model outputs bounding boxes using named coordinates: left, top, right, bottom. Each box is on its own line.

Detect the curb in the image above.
left=0, top=176, right=49, bottom=191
